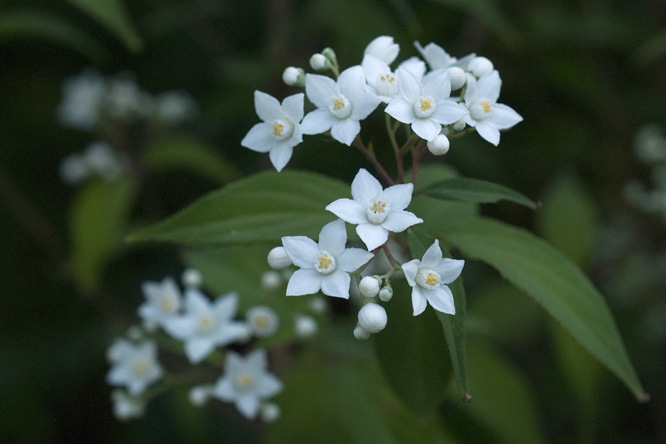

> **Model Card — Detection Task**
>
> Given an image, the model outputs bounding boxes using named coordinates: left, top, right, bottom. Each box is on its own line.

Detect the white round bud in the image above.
left=354, top=326, right=370, bottom=340
left=59, top=153, right=89, bottom=185
left=188, top=385, right=212, bottom=407
left=322, top=47, right=337, bottom=65
left=268, top=246, right=292, bottom=270
left=260, top=402, right=281, bottom=422
left=282, top=66, right=304, bottom=87
left=453, top=118, right=466, bottom=132
left=378, top=285, right=393, bottom=302
left=427, top=134, right=450, bottom=156
left=260, top=270, right=283, bottom=291
left=446, top=67, right=466, bottom=90
left=295, top=315, right=318, bottom=338
left=468, top=56, right=494, bottom=77
left=310, top=53, right=329, bottom=71
left=359, top=276, right=381, bottom=298
left=181, top=268, right=203, bottom=287
left=357, top=303, right=387, bottom=333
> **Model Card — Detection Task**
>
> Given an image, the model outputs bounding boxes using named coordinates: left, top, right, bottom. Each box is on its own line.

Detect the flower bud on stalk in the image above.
left=357, top=302, right=387, bottom=333
left=267, top=247, right=292, bottom=270
left=359, top=276, right=381, bottom=298
left=282, top=67, right=305, bottom=87
left=309, top=53, right=329, bottom=71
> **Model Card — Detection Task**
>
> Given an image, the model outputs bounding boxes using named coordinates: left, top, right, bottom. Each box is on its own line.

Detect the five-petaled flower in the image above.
left=163, top=290, right=248, bottom=364
left=138, top=276, right=182, bottom=331
left=241, top=91, right=304, bottom=171
left=281, top=219, right=374, bottom=298
left=385, top=68, right=469, bottom=141
left=463, top=71, right=523, bottom=146
left=212, top=349, right=283, bottom=420
left=106, top=339, right=163, bottom=395
left=300, top=66, right=381, bottom=145
left=402, top=239, right=464, bottom=316
left=326, top=168, right=423, bottom=251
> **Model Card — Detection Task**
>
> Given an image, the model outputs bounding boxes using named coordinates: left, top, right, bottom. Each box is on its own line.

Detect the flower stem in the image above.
left=352, top=135, right=395, bottom=186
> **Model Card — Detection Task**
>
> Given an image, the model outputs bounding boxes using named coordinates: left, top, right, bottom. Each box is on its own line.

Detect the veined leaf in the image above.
left=443, top=218, right=647, bottom=401
left=66, top=0, right=142, bottom=52
left=127, top=170, right=350, bottom=247
left=421, top=177, right=536, bottom=209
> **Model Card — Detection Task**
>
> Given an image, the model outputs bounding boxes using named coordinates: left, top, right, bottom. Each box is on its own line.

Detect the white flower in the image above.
left=362, top=55, right=427, bottom=103
left=83, top=141, right=124, bottom=180
left=59, top=153, right=90, bottom=185
left=138, top=277, right=182, bottom=331
left=260, top=270, right=283, bottom=291
left=163, top=290, right=247, bottom=364
left=364, top=36, right=400, bottom=65
left=385, top=68, right=468, bottom=141
left=359, top=276, right=381, bottom=298
left=414, top=41, right=475, bottom=72
left=294, top=315, right=318, bottom=337
left=467, top=56, right=494, bottom=77
left=106, top=339, right=163, bottom=395
left=357, top=302, right=387, bottom=333
left=326, top=168, right=423, bottom=251
left=57, top=69, right=106, bottom=131
left=300, top=66, right=381, bottom=145
left=105, top=76, right=152, bottom=120
left=212, top=349, right=283, bottom=420
left=246, top=305, right=280, bottom=338
left=181, top=268, right=203, bottom=288
left=267, top=246, right=292, bottom=270
left=189, top=384, right=213, bottom=407
left=402, top=240, right=464, bottom=316
left=463, top=71, right=523, bottom=146
left=111, top=389, right=146, bottom=421
left=282, top=219, right=374, bottom=298
left=154, top=90, right=198, bottom=123
left=241, top=91, right=304, bottom=172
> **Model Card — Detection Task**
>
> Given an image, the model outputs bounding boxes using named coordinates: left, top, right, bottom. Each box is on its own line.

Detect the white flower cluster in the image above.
left=59, top=140, right=125, bottom=185
left=106, top=269, right=284, bottom=422
left=57, top=69, right=198, bottom=131
left=624, top=123, right=666, bottom=220
left=242, top=36, right=522, bottom=172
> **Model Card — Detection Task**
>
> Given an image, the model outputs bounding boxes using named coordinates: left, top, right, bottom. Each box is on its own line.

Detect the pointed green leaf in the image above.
left=408, top=229, right=470, bottom=402
left=127, top=170, right=350, bottom=247
left=66, top=0, right=142, bottom=52
left=442, top=217, right=647, bottom=401
left=421, top=177, right=536, bottom=209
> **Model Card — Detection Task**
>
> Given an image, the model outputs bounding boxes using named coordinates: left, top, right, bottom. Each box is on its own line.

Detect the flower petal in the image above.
left=320, top=271, right=351, bottom=298
left=254, top=91, right=283, bottom=122
left=486, top=103, right=523, bottom=130
left=385, top=98, right=416, bottom=124
left=337, top=247, right=374, bottom=272
left=286, top=268, right=323, bottom=296
left=463, top=74, right=478, bottom=105
left=350, top=92, right=381, bottom=121
left=241, top=123, right=274, bottom=153
left=213, top=378, right=234, bottom=400
left=255, top=373, right=284, bottom=398
left=477, top=71, right=501, bottom=103
left=185, top=337, right=214, bottom=363
left=430, top=101, right=469, bottom=126
left=397, top=67, right=421, bottom=103
left=356, top=223, right=389, bottom=251
left=185, top=289, right=212, bottom=315
left=421, top=240, right=443, bottom=268
left=281, top=236, right=319, bottom=268
left=424, top=285, right=455, bottom=314
left=281, top=93, right=305, bottom=123
left=268, top=143, right=293, bottom=172
left=351, top=168, right=383, bottom=204
left=331, top=117, right=361, bottom=146
left=411, top=118, right=440, bottom=141
left=475, top=120, right=500, bottom=146
left=326, top=198, right=368, bottom=225
left=381, top=210, right=423, bottom=233
left=401, top=259, right=420, bottom=286
left=422, top=70, right=451, bottom=103
left=236, top=395, right=260, bottom=419
left=213, top=293, right=238, bottom=319
left=381, top=182, right=413, bottom=210
left=411, top=286, right=428, bottom=316
left=318, top=219, right=347, bottom=257
left=301, top=109, right=336, bottom=135
left=305, top=74, right=339, bottom=109
left=337, top=65, right=366, bottom=99
left=433, top=258, right=465, bottom=284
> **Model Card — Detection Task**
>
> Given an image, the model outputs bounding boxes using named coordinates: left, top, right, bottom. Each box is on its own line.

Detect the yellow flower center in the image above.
left=254, top=315, right=269, bottom=328
left=420, top=99, right=433, bottom=112
left=413, top=95, right=436, bottom=118
left=315, top=250, right=336, bottom=274
left=370, top=201, right=387, bottom=213
left=132, top=361, right=147, bottom=376
left=332, top=99, right=345, bottom=111
left=273, top=122, right=284, bottom=136
left=237, top=373, right=253, bottom=388
left=481, top=101, right=491, bottom=113
left=425, top=273, right=438, bottom=286
left=319, top=256, right=332, bottom=269
left=159, top=298, right=173, bottom=313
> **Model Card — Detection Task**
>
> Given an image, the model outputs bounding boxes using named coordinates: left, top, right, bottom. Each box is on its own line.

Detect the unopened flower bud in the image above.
left=357, top=303, right=387, bottom=333
left=354, top=325, right=370, bottom=340
left=261, top=270, right=283, bottom=291
left=427, top=134, right=450, bottom=156
left=364, top=36, right=399, bottom=65
left=189, top=385, right=213, bottom=407
left=321, top=47, right=338, bottom=66
left=309, top=53, right=329, bottom=71
left=182, top=268, right=203, bottom=287
left=453, top=119, right=466, bottom=132
left=295, top=315, right=318, bottom=337
left=359, top=276, right=381, bottom=298
left=446, top=67, right=466, bottom=90
left=268, top=246, right=292, bottom=270
left=468, top=56, right=494, bottom=77
left=260, top=402, right=281, bottom=422
left=379, top=285, right=393, bottom=302
left=282, top=66, right=305, bottom=87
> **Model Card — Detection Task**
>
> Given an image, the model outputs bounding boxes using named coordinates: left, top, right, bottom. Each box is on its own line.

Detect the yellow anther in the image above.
left=132, top=362, right=147, bottom=376
left=254, top=316, right=269, bottom=328
left=273, top=122, right=284, bottom=136
left=420, top=99, right=432, bottom=112
left=332, top=98, right=345, bottom=111
left=425, top=273, right=438, bottom=286
left=159, top=298, right=173, bottom=312
left=199, top=315, right=212, bottom=330
left=319, top=255, right=332, bottom=269
left=370, top=201, right=387, bottom=213
left=481, top=101, right=491, bottom=113
left=238, top=374, right=253, bottom=388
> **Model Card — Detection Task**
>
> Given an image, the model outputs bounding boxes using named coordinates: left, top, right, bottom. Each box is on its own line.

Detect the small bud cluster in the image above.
left=624, top=123, right=666, bottom=220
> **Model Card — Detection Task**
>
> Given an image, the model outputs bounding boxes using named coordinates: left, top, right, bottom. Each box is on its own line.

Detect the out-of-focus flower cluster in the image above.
left=624, top=124, right=666, bottom=220
left=105, top=268, right=323, bottom=422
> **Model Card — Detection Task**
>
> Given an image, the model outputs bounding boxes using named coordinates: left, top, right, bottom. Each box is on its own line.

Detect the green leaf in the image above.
left=66, top=0, right=142, bottom=52
left=374, top=277, right=453, bottom=414
left=442, top=218, right=647, bottom=401
left=127, top=170, right=350, bottom=247
left=408, top=229, right=470, bottom=402
left=0, top=10, right=109, bottom=62
left=144, top=135, right=241, bottom=185
left=421, top=177, right=537, bottom=209
left=70, top=177, right=137, bottom=290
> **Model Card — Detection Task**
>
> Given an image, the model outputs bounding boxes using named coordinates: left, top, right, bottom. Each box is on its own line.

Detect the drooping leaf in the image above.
left=443, top=217, right=647, bottom=401
left=408, top=228, right=470, bottom=401
left=70, top=176, right=137, bottom=290
left=421, top=177, right=536, bottom=209
left=66, top=0, right=142, bottom=52
left=127, top=170, right=351, bottom=247
left=374, top=277, right=453, bottom=414
left=0, top=10, right=109, bottom=62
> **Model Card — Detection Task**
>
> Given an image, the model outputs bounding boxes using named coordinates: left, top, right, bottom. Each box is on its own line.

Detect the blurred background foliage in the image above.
left=1, top=0, right=665, bottom=442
